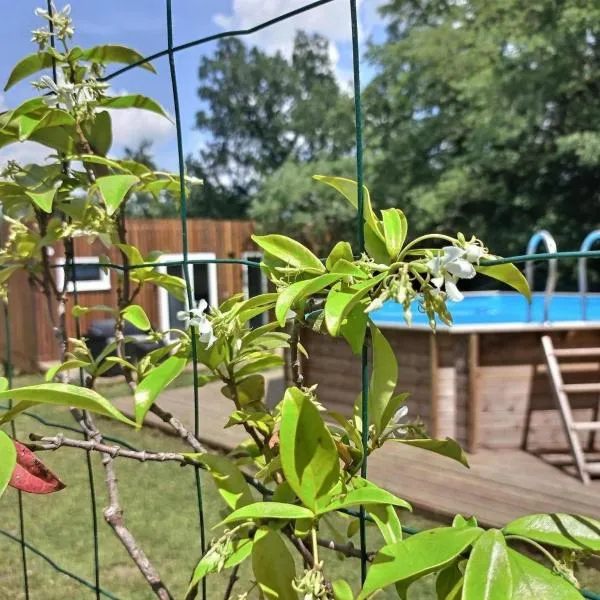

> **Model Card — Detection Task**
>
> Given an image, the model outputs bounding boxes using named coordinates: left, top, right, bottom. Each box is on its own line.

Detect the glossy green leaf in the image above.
left=368, top=504, right=403, bottom=545
left=275, top=273, right=343, bottom=325
left=220, top=501, right=314, bottom=526
left=391, top=438, right=469, bottom=468
left=381, top=208, right=408, bottom=259
left=463, top=529, right=511, bottom=600
left=25, top=187, right=56, bottom=213
left=0, top=383, right=135, bottom=427
left=234, top=354, right=284, bottom=378
left=333, top=580, right=354, bottom=600
left=252, top=234, right=325, bottom=273
left=325, top=273, right=387, bottom=336
left=45, top=359, right=90, bottom=382
left=222, top=374, right=265, bottom=407
left=4, top=51, right=54, bottom=91
left=134, top=355, right=186, bottom=425
left=95, top=174, right=140, bottom=216
left=85, top=110, right=112, bottom=156
left=99, top=94, right=170, bottom=119
left=507, top=548, right=581, bottom=599
left=189, top=453, right=254, bottom=510
left=435, top=563, right=463, bottom=599
left=18, top=108, right=75, bottom=140
left=358, top=526, right=483, bottom=599
left=340, top=302, right=369, bottom=355
left=453, top=515, right=478, bottom=529
left=369, top=324, right=397, bottom=435
left=477, top=262, right=531, bottom=301
left=184, top=537, right=253, bottom=600
left=503, top=513, right=600, bottom=552
left=279, top=387, right=340, bottom=510
left=329, top=259, right=369, bottom=279
left=81, top=45, right=156, bottom=72
left=326, top=241, right=354, bottom=271
left=317, top=479, right=411, bottom=515
left=253, top=529, right=298, bottom=600
left=146, top=272, right=187, bottom=302
left=121, top=305, right=152, bottom=331
left=0, top=431, right=16, bottom=498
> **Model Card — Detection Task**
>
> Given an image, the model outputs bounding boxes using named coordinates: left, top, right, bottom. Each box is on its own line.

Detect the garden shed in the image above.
left=0, top=218, right=262, bottom=371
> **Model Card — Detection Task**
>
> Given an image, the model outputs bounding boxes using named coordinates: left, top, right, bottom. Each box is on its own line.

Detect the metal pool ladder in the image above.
left=541, top=335, right=600, bottom=484
left=579, top=230, right=600, bottom=320
left=525, top=230, right=558, bottom=322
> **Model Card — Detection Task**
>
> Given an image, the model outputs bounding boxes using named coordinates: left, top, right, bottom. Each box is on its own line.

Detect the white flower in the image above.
left=177, top=299, right=216, bottom=347
left=384, top=405, right=409, bottom=439
left=464, top=243, right=485, bottom=263
left=427, top=246, right=477, bottom=303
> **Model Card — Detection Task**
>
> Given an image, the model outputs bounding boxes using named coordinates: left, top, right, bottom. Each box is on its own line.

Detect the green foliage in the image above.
left=0, top=431, right=16, bottom=498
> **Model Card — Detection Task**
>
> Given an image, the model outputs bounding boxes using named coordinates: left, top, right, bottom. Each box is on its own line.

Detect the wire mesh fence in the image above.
left=1, top=0, right=600, bottom=599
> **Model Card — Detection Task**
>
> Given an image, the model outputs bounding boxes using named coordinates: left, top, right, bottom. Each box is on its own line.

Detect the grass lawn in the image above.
left=1, top=404, right=599, bottom=599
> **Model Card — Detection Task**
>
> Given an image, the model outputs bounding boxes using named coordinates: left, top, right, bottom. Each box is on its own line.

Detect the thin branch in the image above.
left=75, top=413, right=174, bottom=600
left=286, top=528, right=314, bottom=568
left=316, top=537, right=372, bottom=560
left=223, top=564, right=240, bottom=600
left=290, top=321, right=304, bottom=387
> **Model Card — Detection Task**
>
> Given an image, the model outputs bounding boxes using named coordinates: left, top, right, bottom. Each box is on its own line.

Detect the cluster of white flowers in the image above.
left=177, top=299, right=216, bottom=348
left=33, top=3, right=74, bottom=45
left=426, top=242, right=485, bottom=302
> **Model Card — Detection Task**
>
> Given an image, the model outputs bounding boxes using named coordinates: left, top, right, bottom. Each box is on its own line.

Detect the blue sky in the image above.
left=1, top=1, right=387, bottom=171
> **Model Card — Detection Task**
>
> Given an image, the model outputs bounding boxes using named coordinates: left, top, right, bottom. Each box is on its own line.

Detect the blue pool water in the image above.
left=370, top=293, right=600, bottom=328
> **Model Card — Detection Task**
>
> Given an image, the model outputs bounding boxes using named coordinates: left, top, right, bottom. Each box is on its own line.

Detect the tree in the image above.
left=187, top=32, right=355, bottom=218
left=367, top=0, right=600, bottom=287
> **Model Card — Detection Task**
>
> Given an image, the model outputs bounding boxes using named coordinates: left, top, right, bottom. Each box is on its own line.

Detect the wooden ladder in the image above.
left=541, top=335, right=600, bottom=484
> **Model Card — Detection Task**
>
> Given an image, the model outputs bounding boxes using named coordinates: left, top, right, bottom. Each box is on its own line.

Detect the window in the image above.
left=242, top=251, right=268, bottom=328
left=55, top=257, right=111, bottom=292
left=157, top=253, right=218, bottom=337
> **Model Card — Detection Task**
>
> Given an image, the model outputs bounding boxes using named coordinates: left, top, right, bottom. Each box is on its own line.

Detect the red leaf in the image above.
left=9, top=441, right=66, bottom=494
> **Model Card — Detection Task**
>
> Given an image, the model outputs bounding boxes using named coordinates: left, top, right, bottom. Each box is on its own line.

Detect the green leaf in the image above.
left=134, top=355, right=187, bottom=425
left=25, top=187, right=57, bottom=213
left=313, top=175, right=388, bottom=262
left=99, top=94, right=170, bottom=119
left=222, top=374, right=265, bottom=406
left=81, top=45, right=156, bottom=73
left=95, top=174, right=140, bottom=216
left=381, top=208, right=408, bottom=259
left=453, top=515, right=478, bottom=529
left=367, top=504, right=404, bottom=545
left=325, top=273, right=387, bottom=336
left=188, top=453, right=254, bottom=510
left=436, top=563, right=463, bottom=599
left=340, top=302, right=369, bottom=355
left=145, top=272, right=187, bottom=302
left=252, top=234, right=325, bottom=273
left=121, top=305, right=152, bottom=331
left=333, top=580, right=354, bottom=600
left=18, top=108, right=75, bottom=140
left=368, top=324, right=398, bottom=435
left=252, top=529, right=298, bottom=600
left=4, top=51, right=54, bottom=91
left=45, top=359, right=90, bottom=382
left=326, top=241, right=354, bottom=271
left=219, top=501, right=314, bottom=526
left=0, top=383, right=135, bottom=427
left=234, top=354, right=284, bottom=378
left=329, top=259, right=369, bottom=279
left=391, top=438, right=469, bottom=468
left=503, top=513, right=600, bottom=552
left=477, top=262, right=531, bottom=301
left=358, top=526, right=483, bottom=599
left=85, top=110, right=112, bottom=156
left=0, top=431, right=16, bottom=498
left=275, top=273, right=343, bottom=325
left=184, top=537, right=253, bottom=600
left=507, top=548, right=581, bottom=599
left=463, top=529, right=511, bottom=600
left=317, top=479, right=411, bottom=515
left=279, top=387, right=340, bottom=510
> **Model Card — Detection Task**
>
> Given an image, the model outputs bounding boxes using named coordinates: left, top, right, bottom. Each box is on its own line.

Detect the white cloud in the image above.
left=212, top=0, right=386, bottom=87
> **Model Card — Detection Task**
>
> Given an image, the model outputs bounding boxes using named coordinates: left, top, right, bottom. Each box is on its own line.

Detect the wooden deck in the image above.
left=114, top=372, right=600, bottom=528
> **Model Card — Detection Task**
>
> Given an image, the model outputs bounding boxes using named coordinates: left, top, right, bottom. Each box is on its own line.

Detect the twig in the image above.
left=149, top=403, right=207, bottom=453
left=316, top=537, right=371, bottom=560
left=286, top=529, right=314, bottom=568
left=290, top=321, right=304, bottom=387
left=223, top=564, right=240, bottom=600
left=73, top=412, right=174, bottom=600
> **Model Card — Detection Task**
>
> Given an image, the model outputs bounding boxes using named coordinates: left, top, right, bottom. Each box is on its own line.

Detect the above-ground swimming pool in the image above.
left=371, top=292, right=600, bottom=329
left=300, top=292, right=600, bottom=454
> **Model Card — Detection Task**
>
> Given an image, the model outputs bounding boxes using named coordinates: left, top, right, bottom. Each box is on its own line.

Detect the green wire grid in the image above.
left=1, top=0, right=600, bottom=598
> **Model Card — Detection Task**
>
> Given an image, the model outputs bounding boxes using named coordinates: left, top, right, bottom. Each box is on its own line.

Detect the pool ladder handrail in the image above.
left=579, top=230, right=600, bottom=321
left=525, top=230, right=558, bottom=322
